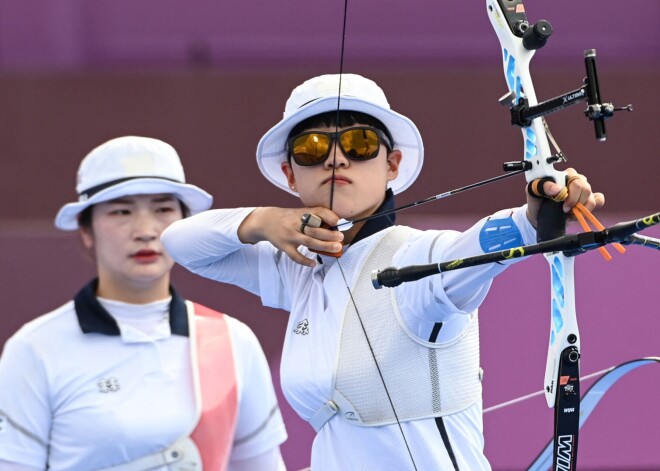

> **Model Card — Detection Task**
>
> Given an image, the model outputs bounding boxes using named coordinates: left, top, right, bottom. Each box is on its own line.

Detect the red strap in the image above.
left=190, top=303, right=238, bottom=471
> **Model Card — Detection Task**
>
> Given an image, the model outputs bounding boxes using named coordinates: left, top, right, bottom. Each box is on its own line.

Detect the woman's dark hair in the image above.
left=78, top=206, right=94, bottom=229
left=77, top=199, right=190, bottom=229
left=287, top=110, right=394, bottom=152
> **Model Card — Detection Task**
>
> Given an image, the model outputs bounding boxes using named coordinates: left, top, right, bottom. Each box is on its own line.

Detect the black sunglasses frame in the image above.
left=287, top=126, right=393, bottom=167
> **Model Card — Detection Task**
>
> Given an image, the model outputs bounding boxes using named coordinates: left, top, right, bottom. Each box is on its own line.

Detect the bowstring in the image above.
left=330, top=0, right=417, bottom=468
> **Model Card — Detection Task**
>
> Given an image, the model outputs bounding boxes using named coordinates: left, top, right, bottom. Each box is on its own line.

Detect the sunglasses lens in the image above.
left=291, top=133, right=330, bottom=166
left=340, top=129, right=380, bottom=160
left=289, top=128, right=383, bottom=166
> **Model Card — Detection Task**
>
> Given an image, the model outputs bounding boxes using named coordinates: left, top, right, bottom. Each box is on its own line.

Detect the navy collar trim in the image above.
left=73, top=279, right=189, bottom=337
left=350, top=188, right=397, bottom=245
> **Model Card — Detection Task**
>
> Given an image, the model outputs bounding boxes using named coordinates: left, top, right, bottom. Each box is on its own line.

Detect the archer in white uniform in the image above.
left=0, top=136, right=287, bottom=471
left=161, top=74, right=604, bottom=470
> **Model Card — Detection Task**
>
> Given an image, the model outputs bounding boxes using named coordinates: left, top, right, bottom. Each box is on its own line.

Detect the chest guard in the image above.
left=311, top=227, right=482, bottom=431
left=97, top=303, right=238, bottom=471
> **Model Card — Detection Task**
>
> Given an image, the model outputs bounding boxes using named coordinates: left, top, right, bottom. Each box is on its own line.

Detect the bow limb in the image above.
left=527, top=357, right=660, bottom=470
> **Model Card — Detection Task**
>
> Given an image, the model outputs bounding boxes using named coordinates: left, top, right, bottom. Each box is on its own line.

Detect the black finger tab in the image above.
left=527, top=177, right=556, bottom=199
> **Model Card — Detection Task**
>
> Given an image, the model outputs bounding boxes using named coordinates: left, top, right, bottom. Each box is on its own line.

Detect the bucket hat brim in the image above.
left=54, top=178, right=212, bottom=231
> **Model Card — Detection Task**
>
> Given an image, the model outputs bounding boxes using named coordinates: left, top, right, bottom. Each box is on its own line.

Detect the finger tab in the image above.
left=527, top=177, right=556, bottom=199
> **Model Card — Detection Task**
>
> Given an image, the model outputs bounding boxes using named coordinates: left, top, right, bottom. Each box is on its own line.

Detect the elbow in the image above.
left=161, top=219, right=186, bottom=263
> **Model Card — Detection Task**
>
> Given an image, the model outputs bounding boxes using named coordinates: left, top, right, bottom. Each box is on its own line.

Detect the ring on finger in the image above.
left=300, top=213, right=322, bottom=234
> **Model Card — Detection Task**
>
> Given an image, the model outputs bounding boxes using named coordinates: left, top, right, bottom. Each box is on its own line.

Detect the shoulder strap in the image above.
left=95, top=303, right=238, bottom=471
left=188, top=302, right=239, bottom=471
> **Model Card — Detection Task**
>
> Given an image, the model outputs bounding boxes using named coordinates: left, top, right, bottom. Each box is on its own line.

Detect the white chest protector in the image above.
left=97, top=302, right=237, bottom=471
left=310, top=227, right=482, bottom=431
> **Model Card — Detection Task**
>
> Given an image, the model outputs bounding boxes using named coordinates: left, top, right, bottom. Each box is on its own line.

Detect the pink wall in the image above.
left=0, top=0, right=657, bottom=69
left=1, top=68, right=657, bottom=221
left=0, top=0, right=658, bottom=468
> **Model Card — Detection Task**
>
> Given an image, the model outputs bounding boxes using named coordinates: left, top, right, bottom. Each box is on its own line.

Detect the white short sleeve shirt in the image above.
left=0, top=281, right=286, bottom=470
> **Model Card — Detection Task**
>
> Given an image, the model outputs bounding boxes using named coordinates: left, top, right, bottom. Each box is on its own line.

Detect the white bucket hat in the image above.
left=55, top=136, right=213, bottom=230
left=256, top=73, right=424, bottom=196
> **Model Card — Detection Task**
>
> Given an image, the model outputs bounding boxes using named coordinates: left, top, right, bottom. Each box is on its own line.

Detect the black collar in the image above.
left=350, top=188, right=397, bottom=246
left=73, top=279, right=189, bottom=337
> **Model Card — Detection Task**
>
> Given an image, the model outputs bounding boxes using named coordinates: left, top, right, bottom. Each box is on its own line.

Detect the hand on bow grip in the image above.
left=527, top=169, right=617, bottom=260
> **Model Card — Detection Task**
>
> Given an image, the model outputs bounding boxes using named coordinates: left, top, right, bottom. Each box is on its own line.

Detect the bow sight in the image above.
left=495, top=0, right=632, bottom=144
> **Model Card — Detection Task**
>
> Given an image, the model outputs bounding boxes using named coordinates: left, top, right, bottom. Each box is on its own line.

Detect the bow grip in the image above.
left=537, top=198, right=567, bottom=242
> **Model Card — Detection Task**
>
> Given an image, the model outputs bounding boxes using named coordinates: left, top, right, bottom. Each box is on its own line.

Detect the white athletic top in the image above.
left=161, top=198, right=536, bottom=470
left=0, top=282, right=287, bottom=470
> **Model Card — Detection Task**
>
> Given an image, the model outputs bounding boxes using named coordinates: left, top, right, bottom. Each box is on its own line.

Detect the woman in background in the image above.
left=0, top=136, right=287, bottom=471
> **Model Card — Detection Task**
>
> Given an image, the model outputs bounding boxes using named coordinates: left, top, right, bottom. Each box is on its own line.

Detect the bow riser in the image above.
left=487, top=0, right=579, bottom=409
left=487, top=0, right=564, bottom=184
left=487, top=1, right=581, bottom=467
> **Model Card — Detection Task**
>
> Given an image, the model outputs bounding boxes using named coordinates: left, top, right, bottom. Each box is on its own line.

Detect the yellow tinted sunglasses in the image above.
left=287, top=126, right=392, bottom=166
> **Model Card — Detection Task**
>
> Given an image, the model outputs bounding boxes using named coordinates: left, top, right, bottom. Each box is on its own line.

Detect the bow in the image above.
left=366, top=1, right=654, bottom=468
left=486, top=1, right=618, bottom=467
left=323, top=1, right=652, bottom=469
